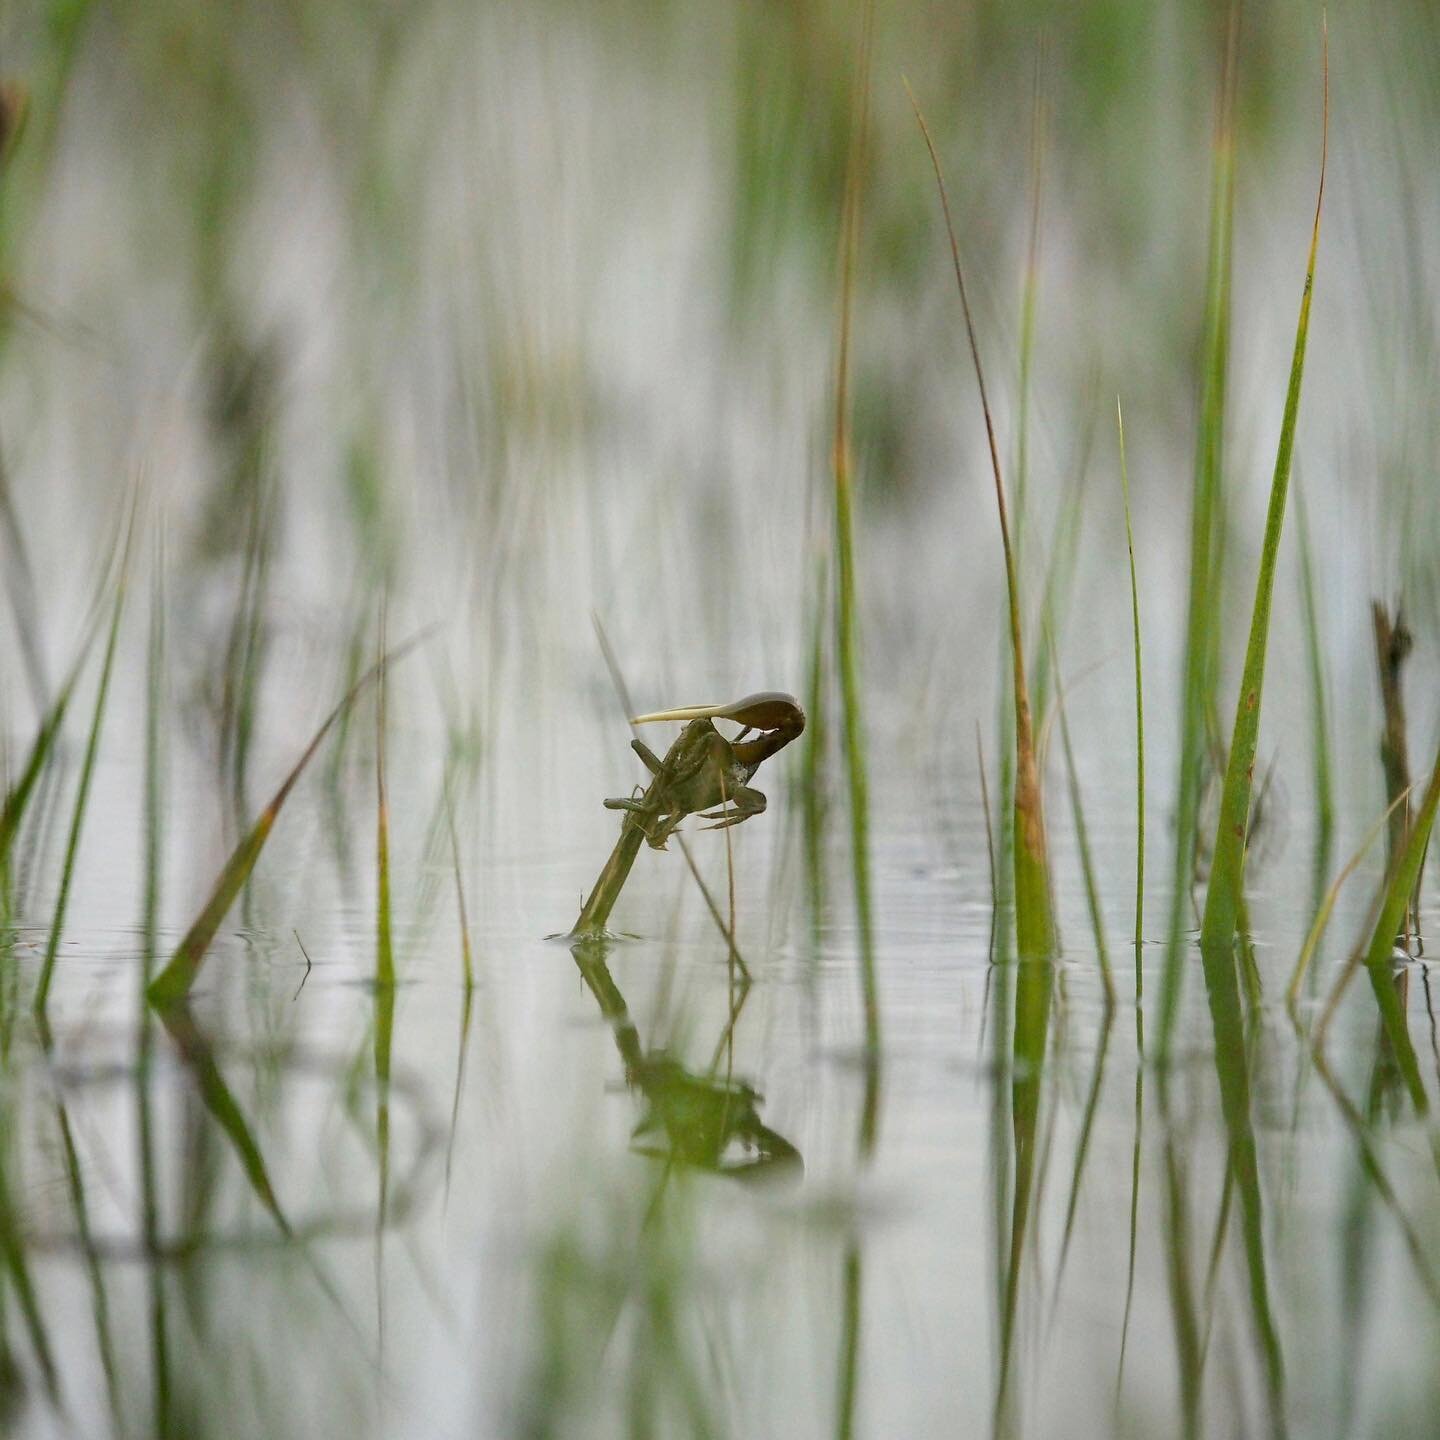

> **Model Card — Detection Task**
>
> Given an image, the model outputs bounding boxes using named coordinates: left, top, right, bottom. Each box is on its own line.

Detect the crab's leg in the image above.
left=631, top=738, right=665, bottom=776
left=698, top=785, right=767, bottom=830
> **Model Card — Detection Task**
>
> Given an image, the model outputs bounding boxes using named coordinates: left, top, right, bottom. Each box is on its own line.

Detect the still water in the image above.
left=7, top=678, right=1440, bottom=1439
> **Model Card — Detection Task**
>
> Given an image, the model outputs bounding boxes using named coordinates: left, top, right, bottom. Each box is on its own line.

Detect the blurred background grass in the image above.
left=3, top=2, right=1440, bottom=1436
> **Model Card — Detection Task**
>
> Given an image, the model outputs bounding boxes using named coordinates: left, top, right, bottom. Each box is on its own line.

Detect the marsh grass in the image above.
left=801, top=554, right=829, bottom=936
left=1371, top=602, right=1416, bottom=934
left=831, top=0, right=881, bottom=1108
left=908, top=85, right=1055, bottom=961
left=2, top=9, right=1440, bottom=1439
left=0, top=619, right=98, bottom=892
left=1054, top=666, right=1114, bottom=1000
left=1295, top=484, right=1334, bottom=901
left=137, top=531, right=172, bottom=1437
left=1014, top=40, right=1047, bottom=583
left=1199, top=29, right=1328, bottom=956
left=0, top=1109, right=56, bottom=1403
left=1288, top=789, right=1410, bottom=1005
left=374, top=608, right=396, bottom=1231
left=1116, top=401, right=1144, bottom=960
left=1317, top=736, right=1440, bottom=1111
left=0, top=453, right=48, bottom=716
left=33, top=501, right=135, bottom=1015
left=147, top=635, right=423, bottom=1007
left=1158, top=19, right=1240, bottom=1057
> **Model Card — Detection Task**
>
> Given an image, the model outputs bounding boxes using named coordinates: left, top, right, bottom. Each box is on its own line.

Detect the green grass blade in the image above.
left=0, top=609, right=108, bottom=878
left=1295, top=483, right=1334, bottom=903
left=1367, top=745, right=1440, bottom=978
left=33, top=523, right=132, bottom=1015
left=834, top=0, right=880, bottom=1153
left=374, top=612, right=395, bottom=1230
left=802, top=555, right=829, bottom=934
left=147, top=633, right=425, bottom=1007
left=977, top=725, right=998, bottom=961
left=137, top=530, right=172, bottom=1436
left=1014, top=40, right=1047, bottom=581
left=1055, top=667, right=1114, bottom=1001
left=1288, top=789, right=1409, bottom=1005
left=1157, top=26, right=1240, bottom=1056
left=1341, top=741, right=1440, bottom=1114
left=1117, top=400, right=1145, bottom=965
left=375, top=621, right=394, bottom=992
left=908, top=83, right=1054, bottom=959
left=1199, top=39, right=1328, bottom=954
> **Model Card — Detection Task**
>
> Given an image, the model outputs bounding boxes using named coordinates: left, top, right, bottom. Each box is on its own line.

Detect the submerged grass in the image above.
left=1198, top=30, right=1328, bottom=955
left=0, top=1108, right=57, bottom=1403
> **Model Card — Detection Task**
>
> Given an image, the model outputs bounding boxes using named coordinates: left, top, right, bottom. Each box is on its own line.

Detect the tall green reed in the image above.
left=1295, top=484, right=1334, bottom=902
left=831, top=0, right=880, bottom=1123
left=147, top=635, right=422, bottom=1007
left=1117, top=400, right=1144, bottom=960
left=33, top=504, right=135, bottom=1015
left=1199, top=33, right=1328, bottom=954
left=908, top=87, right=1055, bottom=960
left=1158, top=16, right=1240, bottom=1056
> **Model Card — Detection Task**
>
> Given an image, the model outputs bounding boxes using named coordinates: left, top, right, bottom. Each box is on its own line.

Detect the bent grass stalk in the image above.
left=1199, top=30, right=1327, bottom=954
left=908, top=83, right=1055, bottom=959
left=1288, top=788, right=1410, bottom=1005
left=147, top=634, right=425, bottom=1007
left=1316, top=735, right=1440, bottom=1109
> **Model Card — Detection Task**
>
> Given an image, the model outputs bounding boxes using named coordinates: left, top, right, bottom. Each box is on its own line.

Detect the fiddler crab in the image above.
left=604, top=691, right=806, bottom=850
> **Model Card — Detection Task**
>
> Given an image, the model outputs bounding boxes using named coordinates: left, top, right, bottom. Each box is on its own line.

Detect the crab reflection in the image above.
left=569, top=938, right=800, bottom=1179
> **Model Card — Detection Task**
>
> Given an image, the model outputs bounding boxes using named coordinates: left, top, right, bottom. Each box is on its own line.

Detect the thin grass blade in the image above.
left=908, top=82, right=1054, bottom=958
left=1200, top=33, right=1328, bottom=953
left=147, top=632, right=426, bottom=1007
left=33, top=513, right=133, bottom=1014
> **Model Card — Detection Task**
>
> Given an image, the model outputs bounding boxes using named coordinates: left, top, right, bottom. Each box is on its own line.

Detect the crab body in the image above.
left=604, top=691, right=804, bottom=849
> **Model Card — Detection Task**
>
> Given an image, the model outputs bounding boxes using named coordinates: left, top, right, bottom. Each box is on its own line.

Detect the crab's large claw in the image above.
left=632, top=692, right=805, bottom=741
